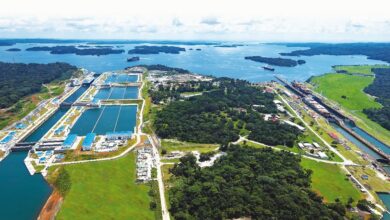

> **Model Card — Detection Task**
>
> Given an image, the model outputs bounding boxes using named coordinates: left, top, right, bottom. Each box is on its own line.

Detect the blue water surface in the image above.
left=0, top=43, right=387, bottom=82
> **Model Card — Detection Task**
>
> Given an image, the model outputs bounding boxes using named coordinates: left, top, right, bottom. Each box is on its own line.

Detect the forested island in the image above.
left=214, top=44, right=245, bottom=48
left=279, top=43, right=390, bottom=63
left=6, top=48, right=21, bottom=52
left=363, top=68, right=390, bottom=130
left=0, top=62, right=77, bottom=108
left=0, top=41, right=15, bottom=46
left=169, top=146, right=347, bottom=219
left=134, top=64, right=190, bottom=73
left=26, top=46, right=125, bottom=56
left=153, top=77, right=301, bottom=146
left=128, top=45, right=186, bottom=54
left=245, top=56, right=306, bottom=67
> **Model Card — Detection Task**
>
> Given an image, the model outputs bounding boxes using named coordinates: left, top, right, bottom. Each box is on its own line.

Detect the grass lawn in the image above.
left=161, top=139, right=219, bottom=153
left=301, top=158, right=363, bottom=203
left=0, top=80, right=66, bottom=129
left=333, top=65, right=388, bottom=75
left=309, top=69, right=390, bottom=145
left=56, top=152, right=155, bottom=220
left=243, top=140, right=303, bottom=154
left=161, top=164, right=174, bottom=216
left=310, top=73, right=380, bottom=111
left=347, top=166, right=390, bottom=192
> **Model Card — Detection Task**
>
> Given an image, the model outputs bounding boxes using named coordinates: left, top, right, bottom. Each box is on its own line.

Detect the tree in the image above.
left=54, top=167, right=72, bottom=196
left=168, top=146, right=346, bottom=220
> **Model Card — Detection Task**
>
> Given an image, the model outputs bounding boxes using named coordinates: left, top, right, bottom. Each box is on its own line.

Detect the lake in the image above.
left=0, top=43, right=386, bottom=82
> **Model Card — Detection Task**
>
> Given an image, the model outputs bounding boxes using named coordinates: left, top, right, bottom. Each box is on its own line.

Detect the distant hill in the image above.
left=128, top=45, right=186, bottom=54
left=279, top=43, right=390, bottom=63
left=0, top=41, right=14, bottom=46
left=26, top=46, right=124, bottom=56
left=6, top=48, right=21, bottom=52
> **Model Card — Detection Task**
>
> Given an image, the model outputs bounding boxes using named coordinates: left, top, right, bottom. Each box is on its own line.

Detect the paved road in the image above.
left=276, top=90, right=386, bottom=212
left=241, top=138, right=350, bottom=165
left=278, top=94, right=354, bottom=165
left=148, top=134, right=170, bottom=220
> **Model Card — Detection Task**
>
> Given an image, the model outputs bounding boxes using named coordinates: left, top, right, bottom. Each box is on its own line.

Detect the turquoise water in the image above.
left=0, top=83, right=87, bottom=220
left=105, top=74, right=138, bottom=83
left=23, top=108, right=69, bottom=142
left=0, top=152, right=52, bottom=220
left=64, top=86, right=89, bottom=103
left=70, top=105, right=137, bottom=136
left=345, top=123, right=390, bottom=155
left=0, top=43, right=387, bottom=82
left=94, top=86, right=138, bottom=100
left=332, top=123, right=382, bottom=159
left=378, top=193, right=390, bottom=220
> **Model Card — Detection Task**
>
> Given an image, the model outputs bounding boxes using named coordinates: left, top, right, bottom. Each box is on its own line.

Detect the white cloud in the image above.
left=0, top=0, right=390, bottom=41
left=200, top=17, right=220, bottom=26
left=172, top=18, right=183, bottom=27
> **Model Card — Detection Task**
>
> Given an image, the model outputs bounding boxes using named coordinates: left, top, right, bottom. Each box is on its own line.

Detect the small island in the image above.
left=128, top=45, right=186, bottom=54
left=26, top=46, right=125, bottom=56
left=244, top=56, right=306, bottom=67
left=279, top=43, right=390, bottom=63
left=6, top=48, right=21, bottom=52
left=127, top=56, right=140, bottom=62
left=214, top=44, right=244, bottom=48
left=0, top=41, right=15, bottom=46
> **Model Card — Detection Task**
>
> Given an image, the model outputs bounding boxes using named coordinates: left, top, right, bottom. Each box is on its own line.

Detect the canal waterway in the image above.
left=378, top=193, right=390, bottom=220
left=64, top=86, right=89, bottom=103
left=105, top=74, right=138, bottom=83
left=344, top=122, right=390, bottom=155
left=0, top=86, right=89, bottom=220
left=331, top=123, right=390, bottom=175
left=94, top=86, right=138, bottom=100
left=0, top=152, right=51, bottom=220
left=70, top=105, right=137, bottom=136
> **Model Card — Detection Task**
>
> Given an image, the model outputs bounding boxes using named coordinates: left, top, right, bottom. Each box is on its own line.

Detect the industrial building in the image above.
left=105, top=131, right=133, bottom=141
left=136, top=147, right=155, bottom=182
left=62, top=134, right=77, bottom=150
left=0, top=131, right=15, bottom=145
left=303, top=96, right=331, bottom=117
left=82, top=133, right=96, bottom=151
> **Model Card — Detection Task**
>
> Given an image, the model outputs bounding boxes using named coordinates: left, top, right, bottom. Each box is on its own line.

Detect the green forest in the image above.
left=280, top=43, right=390, bottom=63
left=168, top=146, right=348, bottom=220
left=0, top=62, right=77, bottom=108
left=153, top=78, right=300, bottom=146
left=26, top=46, right=124, bottom=56
left=245, top=56, right=306, bottom=67
left=363, top=68, right=390, bottom=130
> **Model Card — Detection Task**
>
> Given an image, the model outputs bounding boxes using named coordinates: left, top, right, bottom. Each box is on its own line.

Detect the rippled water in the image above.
left=0, top=43, right=386, bottom=82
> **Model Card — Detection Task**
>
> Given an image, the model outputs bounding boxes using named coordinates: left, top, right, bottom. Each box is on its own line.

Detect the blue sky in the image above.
left=1, top=0, right=390, bottom=41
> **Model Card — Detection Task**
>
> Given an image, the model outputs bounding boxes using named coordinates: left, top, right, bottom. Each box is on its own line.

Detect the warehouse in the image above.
left=62, top=134, right=77, bottom=149
left=82, top=133, right=96, bottom=151
left=105, top=131, right=133, bottom=141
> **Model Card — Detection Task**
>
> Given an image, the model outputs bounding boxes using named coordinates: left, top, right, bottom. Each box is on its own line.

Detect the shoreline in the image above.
left=38, top=189, right=63, bottom=220
left=37, top=70, right=146, bottom=218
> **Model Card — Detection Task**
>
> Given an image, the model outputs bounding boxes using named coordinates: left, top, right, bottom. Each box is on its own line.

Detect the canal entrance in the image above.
left=0, top=85, right=89, bottom=220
